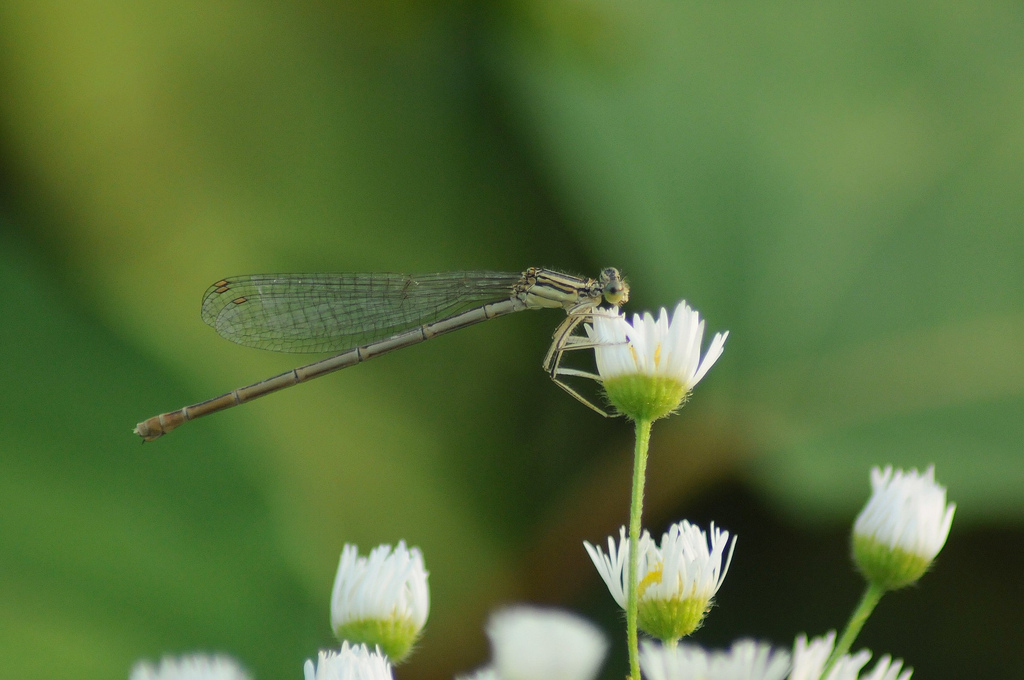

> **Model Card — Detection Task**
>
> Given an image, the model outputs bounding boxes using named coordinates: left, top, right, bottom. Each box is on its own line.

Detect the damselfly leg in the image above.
left=542, top=305, right=625, bottom=416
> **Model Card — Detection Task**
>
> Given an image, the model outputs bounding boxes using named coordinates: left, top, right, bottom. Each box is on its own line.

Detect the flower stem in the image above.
left=825, top=581, right=886, bottom=673
left=626, top=418, right=652, bottom=680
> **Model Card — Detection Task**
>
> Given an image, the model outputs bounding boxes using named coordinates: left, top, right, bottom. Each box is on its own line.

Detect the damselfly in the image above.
left=134, top=267, right=629, bottom=440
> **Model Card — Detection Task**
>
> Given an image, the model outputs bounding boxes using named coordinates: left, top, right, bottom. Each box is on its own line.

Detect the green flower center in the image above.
left=634, top=563, right=709, bottom=643
left=853, top=535, right=932, bottom=591
left=603, top=374, right=688, bottom=422
left=334, top=616, right=421, bottom=663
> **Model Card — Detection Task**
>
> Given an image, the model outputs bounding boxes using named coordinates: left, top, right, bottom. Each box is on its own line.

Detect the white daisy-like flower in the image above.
left=330, top=541, right=429, bottom=663
left=584, top=300, right=728, bottom=421
left=821, top=650, right=873, bottom=680
left=129, top=654, right=250, bottom=680
left=852, top=655, right=912, bottom=680
left=584, top=520, right=735, bottom=643
left=582, top=526, right=648, bottom=607
left=303, top=642, right=393, bottom=680
left=640, top=639, right=790, bottom=680
left=486, top=606, right=608, bottom=680
left=852, top=466, right=955, bottom=590
left=788, top=632, right=836, bottom=680
left=639, top=642, right=712, bottom=680
left=788, top=633, right=912, bottom=680
left=824, top=652, right=912, bottom=680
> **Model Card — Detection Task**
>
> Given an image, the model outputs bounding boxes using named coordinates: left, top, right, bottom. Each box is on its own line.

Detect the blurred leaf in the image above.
left=491, top=0, right=1024, bottom=518
left=0, top=227, right=321, bottom=679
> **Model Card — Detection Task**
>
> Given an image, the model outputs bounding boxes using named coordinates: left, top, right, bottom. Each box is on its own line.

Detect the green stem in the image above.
left=824, top=581, right=885, bottom=674
left=626, top=418, right=653, bottom=680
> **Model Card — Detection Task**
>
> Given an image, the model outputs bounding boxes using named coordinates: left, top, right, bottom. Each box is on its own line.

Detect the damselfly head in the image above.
left=599, top=267, right=629, bottom=307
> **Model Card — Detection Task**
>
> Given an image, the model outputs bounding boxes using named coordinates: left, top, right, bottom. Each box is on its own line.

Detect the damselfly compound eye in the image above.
left=600, top=267, right=629, bottom=306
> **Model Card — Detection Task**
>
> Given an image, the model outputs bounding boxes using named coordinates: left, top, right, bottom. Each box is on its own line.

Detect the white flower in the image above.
left=129, top=654, right=250, bottom=680
left=303, top=642, right=393, bottom=680
left=583, top=526, right=642, bottom=608
left=640, top=639, right=790, bottom=680
left=589, top=300, right=728, bottom=384
left=852, top=655, right=912, bottom=680
left=486, top=606, right=608, bottom=680
left=824, top=652, right=912, bottom=680
left=821, top=651, right=873, bottom=680
left=852, top=466, right=955, bottom=590
left=789, top=632, right=836, bottom=680
left=585, top=300, right=728, bottom=421
left=584, top=521, right=735, bottom=642
left=788, top=633, right=911, bottom=680
left=330, top=542, right=429, bottom=663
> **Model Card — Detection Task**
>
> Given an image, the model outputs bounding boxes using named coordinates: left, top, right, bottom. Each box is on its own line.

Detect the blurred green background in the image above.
left=1, top=1, right=1021, bottom=677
